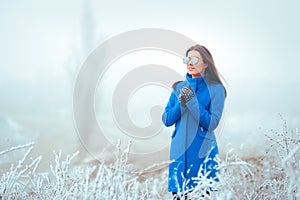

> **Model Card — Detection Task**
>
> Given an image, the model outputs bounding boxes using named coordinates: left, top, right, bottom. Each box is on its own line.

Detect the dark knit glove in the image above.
left=180, top=86, right=195, bottom=104
left=178, top=93, right=186, bottom=107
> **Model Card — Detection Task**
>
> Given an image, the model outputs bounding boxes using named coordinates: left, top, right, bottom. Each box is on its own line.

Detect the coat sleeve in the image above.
left=162, top=91, right=186, bottom=127
left=186, top=84, right=225, bottom=132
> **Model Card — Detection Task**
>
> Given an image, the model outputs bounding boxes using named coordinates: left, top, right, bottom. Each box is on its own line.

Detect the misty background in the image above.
left=1, top=0, right=300, bottom=170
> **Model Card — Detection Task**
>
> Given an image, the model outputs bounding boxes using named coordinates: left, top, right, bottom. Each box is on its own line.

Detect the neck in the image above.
left=191, top=72, right=204, bottom=78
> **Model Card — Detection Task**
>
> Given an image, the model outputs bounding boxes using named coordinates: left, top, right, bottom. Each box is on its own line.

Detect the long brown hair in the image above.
left=173, top=44, right=227, bottom=97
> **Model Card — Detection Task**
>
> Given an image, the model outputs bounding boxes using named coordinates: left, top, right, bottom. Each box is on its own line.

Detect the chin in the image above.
left=188, top=72, right=197, bottom=76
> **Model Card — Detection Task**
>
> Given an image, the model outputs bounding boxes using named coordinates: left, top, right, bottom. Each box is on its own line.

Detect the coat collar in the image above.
left=185, top=73, right=206, bottom=91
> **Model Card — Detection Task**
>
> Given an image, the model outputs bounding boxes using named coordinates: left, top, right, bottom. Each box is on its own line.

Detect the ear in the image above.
left=203, top=63, right=208, bottom=69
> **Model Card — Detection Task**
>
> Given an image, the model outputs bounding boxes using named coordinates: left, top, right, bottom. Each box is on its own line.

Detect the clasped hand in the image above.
left=178, top=86, right=195, bottom=107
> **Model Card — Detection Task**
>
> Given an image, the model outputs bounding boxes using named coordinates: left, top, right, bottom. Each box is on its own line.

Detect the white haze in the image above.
left=1, top=0, right=300, bottom=169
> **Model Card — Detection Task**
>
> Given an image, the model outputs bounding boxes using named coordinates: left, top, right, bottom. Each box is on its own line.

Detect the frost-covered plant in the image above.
left=0, top=140, right=170, bottom=200
left=265, top=113, right=300, bottom=158
left=0, top=115, right=299, bottom=199
left=0, top=142, right=41, bottom=198
left=263, top=114, right=300, bottom=199
left=208, top=114, right=300, bottom=200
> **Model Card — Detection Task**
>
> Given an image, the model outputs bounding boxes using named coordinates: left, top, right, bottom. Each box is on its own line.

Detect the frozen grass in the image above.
left=210, top=114, right=300, bottom=200
left=0, top=140, right=170, bottom=200
left=0, top=116, right=299, bottom=199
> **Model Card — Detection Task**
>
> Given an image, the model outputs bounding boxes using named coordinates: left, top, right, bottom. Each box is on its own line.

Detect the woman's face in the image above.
left=186, top=50, right=208, bottom=78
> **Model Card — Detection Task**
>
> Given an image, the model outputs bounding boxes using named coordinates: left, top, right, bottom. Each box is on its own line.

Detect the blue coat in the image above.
left=162, top=73, right=225, bottom=192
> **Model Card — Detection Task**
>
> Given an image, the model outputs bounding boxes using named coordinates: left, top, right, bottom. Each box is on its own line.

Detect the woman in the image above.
left=162, top=44, right=226, bottom=199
